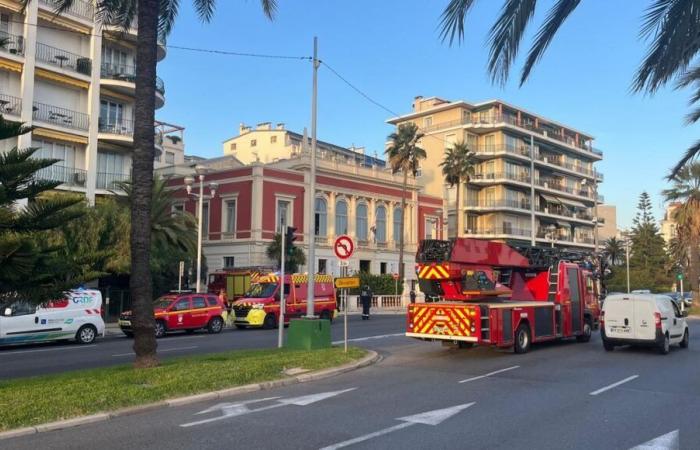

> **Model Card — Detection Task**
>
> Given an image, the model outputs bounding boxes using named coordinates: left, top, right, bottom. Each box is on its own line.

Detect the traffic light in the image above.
left=677, top=273, right=684, bottom=280
left=285, top=226, right=297, bottom=257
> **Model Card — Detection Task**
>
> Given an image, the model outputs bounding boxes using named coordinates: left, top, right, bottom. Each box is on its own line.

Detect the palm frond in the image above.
left=260, top=0, right=278, bottom=20
left=439, top=0, right=479, bottom=45
left=669, top=139, right=700, bottom=179
left=487, top=0, right=537, bottom=86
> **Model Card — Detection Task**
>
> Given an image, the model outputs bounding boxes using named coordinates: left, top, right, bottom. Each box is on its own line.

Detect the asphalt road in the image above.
left=4, top=318, right=700, bottom=449
left=0, top=315, right=405, bottom=379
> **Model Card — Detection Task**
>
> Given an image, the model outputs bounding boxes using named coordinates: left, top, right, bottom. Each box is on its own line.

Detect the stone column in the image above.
left=18, top=1, right=38, bottom=150
left=85, top=22, right=103, bottom=204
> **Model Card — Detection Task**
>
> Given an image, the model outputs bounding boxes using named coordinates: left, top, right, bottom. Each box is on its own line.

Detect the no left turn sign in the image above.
left=334, top=235, right=354, bottom=260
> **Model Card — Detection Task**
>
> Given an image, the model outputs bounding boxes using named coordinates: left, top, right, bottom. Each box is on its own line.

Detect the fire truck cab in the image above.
left=232, top=273, right=336, bottom=329
left=407, top=238, right=600, bottom=353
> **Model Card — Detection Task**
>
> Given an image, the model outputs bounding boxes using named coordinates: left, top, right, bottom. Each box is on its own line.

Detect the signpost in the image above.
left=334, top=235, right=354, bottom=353
left=678, top=273, right=685, bottom=311
left=392, top=272, right=399, bottom=296
left=178, top=260, right=184, bottom=292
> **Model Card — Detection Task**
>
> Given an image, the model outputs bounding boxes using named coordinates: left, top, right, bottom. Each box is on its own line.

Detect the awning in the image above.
left=540, top=193, right=561, bottom=204
left=556, top=220, right=571, bottom=228
left=557, top=197, right=587, bottom=209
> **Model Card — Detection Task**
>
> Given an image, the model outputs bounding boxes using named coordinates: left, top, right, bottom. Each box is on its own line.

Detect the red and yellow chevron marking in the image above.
left=417, top=264, right=450, bottom=280
left=409, top=304, right=477, bottom=337
left=290, top=274, right=334, bottom=284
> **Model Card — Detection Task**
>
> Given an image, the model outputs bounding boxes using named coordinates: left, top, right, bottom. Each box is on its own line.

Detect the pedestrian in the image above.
left=360, top=284, right=372, bottom=320
left=410, top=289, right=416, bottom=304
left=218, top=289, right=231, bottom=325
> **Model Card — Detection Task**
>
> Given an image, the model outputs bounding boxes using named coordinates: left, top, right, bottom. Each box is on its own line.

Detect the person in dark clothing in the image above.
left=410, top=289, right=416, bottom=304
left=360, top=285, right=372, bottom=320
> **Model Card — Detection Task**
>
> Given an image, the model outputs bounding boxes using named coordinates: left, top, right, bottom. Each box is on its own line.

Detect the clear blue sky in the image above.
left=157, top=0, right=699, bottom=229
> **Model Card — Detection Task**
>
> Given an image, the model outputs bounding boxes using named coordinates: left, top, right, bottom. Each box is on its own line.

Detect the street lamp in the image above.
left=621, top=229, right=631, bottom=294
left=184, top=165, right=217, bottom=293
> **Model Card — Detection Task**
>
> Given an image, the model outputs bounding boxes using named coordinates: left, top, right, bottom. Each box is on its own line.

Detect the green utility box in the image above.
left=286, top=319, right=331, bottom=350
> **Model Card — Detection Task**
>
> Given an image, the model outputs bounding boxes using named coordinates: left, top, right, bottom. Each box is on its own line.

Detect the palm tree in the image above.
left=385, top=122, right=427, bottom=283
left=603, top=237, right=624, bottom=266
left=439, top=141, right=476, bottom=238
left=439, top=0, right=700, bottom=176
left=46, top=0, right=277, bottom=368
left=662, top=162, right=700, bottom=290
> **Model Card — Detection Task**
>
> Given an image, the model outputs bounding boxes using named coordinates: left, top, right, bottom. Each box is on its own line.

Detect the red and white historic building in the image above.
left=168, top=150, right=443, bottom=282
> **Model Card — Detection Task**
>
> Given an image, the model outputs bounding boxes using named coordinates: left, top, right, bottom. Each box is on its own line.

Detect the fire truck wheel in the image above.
left=514, top=323, right=531, bottom=354
left=154, top=320, right=166, bottom=338
left=263, top=314, right=277, bottom=329
left=457, top=341, right=475, bottom=349
left=576, top=319, right=593, bottom=343
left=208, top=317, right=224, bottom=334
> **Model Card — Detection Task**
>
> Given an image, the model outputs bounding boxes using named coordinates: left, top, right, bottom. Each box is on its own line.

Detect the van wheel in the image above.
left=263, top=314, right=277, bottom=329
left=208, top=317, right=224, bottom=334
left=514, top=323, right=531, bottom=354
left=320, top=310, right=332, bottom=323
left=603, top=339, right=615, bottom=352
left=76, top=325, right=97, bottom=344
left=658, top=334, right=670, bottom=355
left=680, top=329, right=689, bottom=349
left=576, top=319, right=592, bottom=343
left=155, top=320, right=166, bottom=338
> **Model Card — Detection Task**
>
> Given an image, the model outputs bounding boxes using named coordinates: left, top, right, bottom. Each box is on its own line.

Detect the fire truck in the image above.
left=406, top=238, right=601, bottom=353
left=207, top=266, right=274, bottom=301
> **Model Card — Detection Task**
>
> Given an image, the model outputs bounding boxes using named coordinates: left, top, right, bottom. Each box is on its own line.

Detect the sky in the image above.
left=157, top=0, right=700, bottom=229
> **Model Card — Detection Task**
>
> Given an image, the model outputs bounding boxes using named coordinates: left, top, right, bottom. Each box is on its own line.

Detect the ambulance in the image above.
left=0, top=289, right=105, bottom=346
left=232, top=273, right=336, bottom=329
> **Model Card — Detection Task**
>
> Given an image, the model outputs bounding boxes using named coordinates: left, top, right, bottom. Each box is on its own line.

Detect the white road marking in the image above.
left=331, top=333, right=404, bottom=345
left=0, top=345, right=96, bottom=356
left=630, top=429, right=679, bottom=450
left=112, top=345, right=198, bottom=357
left=458, top=366, right=520, bottom=383
left=319, top=403, right=475, bottom=450
left=589, top=375, right=639, bottom=396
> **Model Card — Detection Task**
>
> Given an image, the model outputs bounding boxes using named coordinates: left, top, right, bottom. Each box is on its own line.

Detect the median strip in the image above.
left=589, top=375, right=639, bottom=396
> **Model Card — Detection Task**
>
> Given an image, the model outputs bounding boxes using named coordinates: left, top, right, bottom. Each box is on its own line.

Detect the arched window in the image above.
left=393, top=207, right=402, bottom=242
left=335, top=199, right=348, bottom=235
left=375, top=205, right=387, bottom=243
left=356, top=203, right=368, bottom=241
left=314, top=197, right=327, bottom=236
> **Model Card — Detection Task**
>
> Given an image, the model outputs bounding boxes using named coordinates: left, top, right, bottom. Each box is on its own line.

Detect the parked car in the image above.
left=601, top=293, right=689, bottom=354
left=0, top=289, right=105, bottom=346
left=119, top=292, right=225, bottom=338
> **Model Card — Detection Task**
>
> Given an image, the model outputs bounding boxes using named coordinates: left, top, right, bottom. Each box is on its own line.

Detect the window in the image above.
left=314, top=197, right=327, bottom=236
left=207, top=296, right=218, bottom=306
left=173, top=299, right=190, bottom=311
left=466, top=214, right=478, bottom=234
left=100, top=100, right=125, bottom=131
left=0, top=13, right=10, bottom=34
left=271, top=136, right=277, bottom=143
left=192, top=297, right=207, bottom=309
left=225, top=200, right=236, bottom=234
left=393, top=207, right=402, bottom=242
left=230, top=143, right=236, bottom=151
left=251, top=139, right=257, bottom=147
left=484, top=134, right=495, bottom=149
left=335, top=199, right=348, bottom=235
left=375, top=205, right=387, bottom=243
left=97, top=151, right=127, bottom=177
left=318, top=259, right=327, bottom=274
left=380, top=262, right=387, bottom=274
left=223, top=256, right=235, bottom=269
left=172, top=204, right=184, bottom=215
left=360, top=260, right=371, bottom=273
left=670, top=299, right=682, bottom=318
left=102, top=46, right=129, bottom=72
left=5, top=301, right=36, bottom=316
left=165, top=151, right=175, bottom=165
left=356, top=203, right=368, bottom=241
left=423, top=116, right=433, bottom=127
left=277, top=200, right=291, bottom=232
left=154, top=152, right=161, bottom=162
left=32, top=139, right=77, bottom=170
left=425, top=217, right=438, bottom=239
left=201, top=202, right=209, bottom=236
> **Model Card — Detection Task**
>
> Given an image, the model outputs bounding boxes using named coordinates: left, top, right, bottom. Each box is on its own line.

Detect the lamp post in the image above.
left=622, top=230, right=631, bottom=294
left=184, top=165, right=218, bottom=293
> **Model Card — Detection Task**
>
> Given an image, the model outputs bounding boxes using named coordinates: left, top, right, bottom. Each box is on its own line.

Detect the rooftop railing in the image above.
left=39, top=0, right=95, bottom=21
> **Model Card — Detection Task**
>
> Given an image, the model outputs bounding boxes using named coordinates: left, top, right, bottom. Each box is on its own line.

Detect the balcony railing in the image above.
left=33, top=101, right=89, bottom=130
left=100, top=62, right=136, bottom=81
left=471, top=171, right=531, bottom=184
left=537, top=178, right=593, bottom=199
left=0, top=93, right=22, bottom=116
left=156, top=76, right=165, bottom=95
left=36, top=42, right=92, bottom=75
left=0, top=32, right=24, bottom=56
left=39, top=0, right=95, bottom=21
left=472, top=227, right=532, bottom=237
left=98, top=118, right=134, bottom=136
left=97, top=171, right=130, bottom=190
left=466, top=199, right=531, bottom=210
left=35, top=164, right=87, bottom=188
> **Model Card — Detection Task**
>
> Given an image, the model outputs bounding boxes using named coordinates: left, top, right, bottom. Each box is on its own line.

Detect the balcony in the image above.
left=35, top=164, right=87, bottom=188
left=96, top=171, right=130, bottom=190
left=0, top=93, right=22, bottom=116
left=33, top=101, right=89, bottom=131
left=39, top=0, right=95, bottom=22
left=98, top=118, right=134, bottom=136
left=0, top=32, right=24, bottom=56
left=155, top=76, right=165, bottom=109
left=537, top=178, right=593, bottom=200
left=472, top=227, right=533, bottom=238
left=465, top=199, right=531, bottom=211
left=36, top=42, right=92, bottom=76
left=101, top=62, right=136, bottom=82
left=471, top=171, right=531, bottom=184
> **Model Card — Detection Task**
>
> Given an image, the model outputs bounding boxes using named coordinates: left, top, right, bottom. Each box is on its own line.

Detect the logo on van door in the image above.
left=72, top=296, right=92, bottom=304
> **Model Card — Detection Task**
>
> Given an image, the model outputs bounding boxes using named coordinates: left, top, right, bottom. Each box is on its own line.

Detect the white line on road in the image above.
left=112, top=345, right=199, bottom=357
left=0, top=344, right=96, bottom=356
left=458, top=366, right=520, bottom=383
left=331, top=333, right=404, bottom=345
left=590, top=375, right=639, bottom=396
left=630, top=429, right=679, bottom=450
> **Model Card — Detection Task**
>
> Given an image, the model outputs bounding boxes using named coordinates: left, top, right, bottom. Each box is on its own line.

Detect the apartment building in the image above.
left=0, top=0, right=166, bottom=201
left=388, top=96, right=604, bottom=250
left=660, top=202, right=681, bottom=244
left=223, top=122, right=385, bottom=168
left=153, top=121, right=185, bottom=170
left=597, top=204, right=618, bottom=241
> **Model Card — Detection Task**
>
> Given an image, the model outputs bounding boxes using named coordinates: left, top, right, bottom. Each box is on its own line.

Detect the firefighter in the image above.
left=360, top=285, right=372, bottom=320
left=410, top=289, right=416, bottom=304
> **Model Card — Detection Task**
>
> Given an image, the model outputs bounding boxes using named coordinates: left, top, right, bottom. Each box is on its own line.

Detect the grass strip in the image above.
left=0, top=346, right=366, bottom=431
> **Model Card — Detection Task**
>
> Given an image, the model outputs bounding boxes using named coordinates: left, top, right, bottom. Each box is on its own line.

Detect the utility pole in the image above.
left=278, top=218, right=286, bottom=348
left=306, top=36, right=319, bottom=319
left=529, top=135, right=535, bottom=246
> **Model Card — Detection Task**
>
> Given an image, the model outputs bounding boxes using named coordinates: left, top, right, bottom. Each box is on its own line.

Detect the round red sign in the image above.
left=334, top=235, right=354, bottom=260
left=392, top=273, right=400, bottom=281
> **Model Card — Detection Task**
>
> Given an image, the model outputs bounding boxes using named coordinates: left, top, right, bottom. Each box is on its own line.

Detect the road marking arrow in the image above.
left=630, top=430, right=679, bottom=450
left=319, top=403, right=475, bottom=450
left=180, top=388, right=356, bottom=428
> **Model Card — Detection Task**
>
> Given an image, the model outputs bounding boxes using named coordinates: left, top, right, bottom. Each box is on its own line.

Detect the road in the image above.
left=0, top=315, right=405, bottom=379
left=4, top=319, right=700, bottom=449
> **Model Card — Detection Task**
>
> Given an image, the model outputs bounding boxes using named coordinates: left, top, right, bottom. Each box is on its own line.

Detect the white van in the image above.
left=0, top=289, right=105, bottom=346
left=601, top=293, right=689, bottom=354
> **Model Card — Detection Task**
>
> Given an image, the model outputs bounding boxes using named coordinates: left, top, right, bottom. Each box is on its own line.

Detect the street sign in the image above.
left=339, top=260, right=349, bottom=267
left=335, top=277, right=360, bottom=289
left=179, top=260, right=185, bottom=277
left=334, top=235, right=354, bottom=260
left=392, top=273, right=400, bottom=281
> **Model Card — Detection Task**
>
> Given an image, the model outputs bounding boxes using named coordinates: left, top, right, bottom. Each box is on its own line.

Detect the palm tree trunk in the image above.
left=130, top=0, right=159, bottom=368
left=399, top=172, right=407, bottom=283
left=454, top=181, right=461, bottom=238
left=689, top=241, right=700, bottom=291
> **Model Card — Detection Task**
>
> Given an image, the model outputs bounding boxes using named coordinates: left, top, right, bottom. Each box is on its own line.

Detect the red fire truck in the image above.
left=207, top=266, right=274, bottom=301
left=406, top=238, right=601, bottom=353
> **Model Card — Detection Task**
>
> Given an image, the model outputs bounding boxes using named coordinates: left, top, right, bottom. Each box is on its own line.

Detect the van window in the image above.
left=670, top=299, right=682, bottom=318
left=5, top=301, right=36, bottom=317
left=284, top=284, right=290, bottom=295
left=173, top=298, right=190, bottom=311
left=192, top=297, right=207, bottom=309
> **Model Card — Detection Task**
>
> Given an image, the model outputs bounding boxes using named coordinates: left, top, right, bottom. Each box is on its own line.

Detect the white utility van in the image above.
left=0, top=289, right=105, bottom=346
left=601, top=293, right=689, bottom=354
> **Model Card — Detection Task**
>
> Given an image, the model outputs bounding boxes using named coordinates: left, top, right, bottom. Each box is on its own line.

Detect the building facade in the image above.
left=0, top=0, right=166, bottom=201
left=660, top=202, right=681, bottom=244
left=169, top=149, right=442, bottom=281
left=597, top=205, right=618, bottom=241
left=388, top=96, right=604, bottom=250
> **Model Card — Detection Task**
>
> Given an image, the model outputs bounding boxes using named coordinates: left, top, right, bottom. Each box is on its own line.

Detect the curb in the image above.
left=0, top=349, right=379, bottom=441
